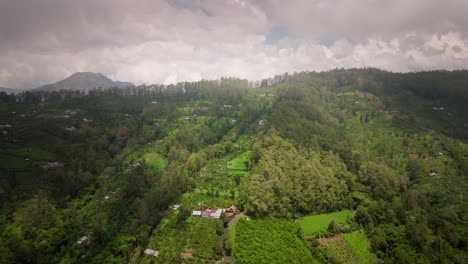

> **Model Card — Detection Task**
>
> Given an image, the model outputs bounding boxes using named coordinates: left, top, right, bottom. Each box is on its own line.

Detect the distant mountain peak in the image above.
left=33, top=72, right=134, bottom=92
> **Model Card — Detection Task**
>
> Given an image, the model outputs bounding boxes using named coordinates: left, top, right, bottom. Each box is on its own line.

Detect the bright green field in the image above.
left=299, top=210, right=355, bottom=235
left=228, top=151, right=251, bottom=170
left=343, top=231, right=375, bottom=264
left=143, top=152, right=167, bottom=173
left=232, top=218, right=318, bottom=264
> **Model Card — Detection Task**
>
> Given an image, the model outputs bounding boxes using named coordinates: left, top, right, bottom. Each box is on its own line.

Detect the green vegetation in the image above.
left=232, top=218, right=318, bottom=264
left=318, top=235, right=362, bottom=264
left=343, top=231, right=374, bottom=263
left=0, top=69, right=467, bottom=264
left=299, top=210, right=355, bottom=236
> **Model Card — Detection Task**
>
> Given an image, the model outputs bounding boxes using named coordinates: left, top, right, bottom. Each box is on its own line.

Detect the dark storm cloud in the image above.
left=0, top=0, right=467, bottom=88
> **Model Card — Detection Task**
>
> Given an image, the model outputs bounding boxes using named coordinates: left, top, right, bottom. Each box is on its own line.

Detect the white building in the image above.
left=192, top=210, right=202, bottom=217
left=144, top=249, right=159, bottom=257
left=77, top=236, right=88, bottom=245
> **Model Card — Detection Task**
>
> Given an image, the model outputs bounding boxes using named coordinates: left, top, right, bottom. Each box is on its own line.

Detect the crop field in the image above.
left=298, top=210, right=355, bottom=235
left=232, top=218, right=318, bottom=264
left=318, top=235, right=361, bottom=264
left=227, top=151, right=251, bottom=171
left=318, top=231, right=375, bottom=264
left=343, top=231, right=375, bottom=263
left=143, top=152, right=167, bottom=173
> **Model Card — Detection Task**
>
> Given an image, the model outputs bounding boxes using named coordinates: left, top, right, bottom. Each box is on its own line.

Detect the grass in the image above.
left=318, top=231, right=375, bottom=264
left=298, top=210, right=355, bottom=236
left=142, top=152, right=167, bottom=173
left=318, top=235, right=361, bottom=264
left=343, top=230, right=375, bottom=264
left=232, top=218, right=318, bottom=264
left=227, top=151, right=251, bottom=171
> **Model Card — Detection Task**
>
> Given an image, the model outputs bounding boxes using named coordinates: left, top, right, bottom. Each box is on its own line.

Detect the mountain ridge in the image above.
left=33, top=72, right=134, bottom=92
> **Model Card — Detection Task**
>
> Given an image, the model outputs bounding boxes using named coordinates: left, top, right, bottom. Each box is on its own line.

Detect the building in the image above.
left=170, top=205, right=180, bottom=210
left=192, top=210, right=202, bottom=216
left=429, top=172, right=438, bottom=177
left=258, top=119, right=268, bottom=126
left=40, top=162, right=64, bottom=170
left=65, top=127, right=79, bottom=132
left=193, top=209, right=224, bottom=219
left=210, top=209, right=223, bottom=219
left=225, top=205, right=236, bottom=217
left=76, top=236, right=88, bottom=245
left=144, top=249, right=160, bottom=257
left=225, top=205, right=236, bottom=213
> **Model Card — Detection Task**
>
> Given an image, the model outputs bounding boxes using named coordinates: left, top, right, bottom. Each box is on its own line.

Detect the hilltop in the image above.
left=33, top=72, right=134, bottom=92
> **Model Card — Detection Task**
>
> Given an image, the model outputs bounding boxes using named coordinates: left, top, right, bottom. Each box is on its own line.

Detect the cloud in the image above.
left=0, top=0, right=467, bottom=88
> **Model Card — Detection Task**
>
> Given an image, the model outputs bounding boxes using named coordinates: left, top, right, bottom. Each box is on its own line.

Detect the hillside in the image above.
left=0, top=87, right=23, bottom=94
left=33, top=72, right=134, bottom=92
left=0, top=69, right=466, bottom=264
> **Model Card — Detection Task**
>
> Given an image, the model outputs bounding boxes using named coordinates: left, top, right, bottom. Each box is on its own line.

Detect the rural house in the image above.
left=144, top=249, right=159, bottom=257
left=76, top=236, right=88, bottom=245
left=258, top=119, right=268, bottom=126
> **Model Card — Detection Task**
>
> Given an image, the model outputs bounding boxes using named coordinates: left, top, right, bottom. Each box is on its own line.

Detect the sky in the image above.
left=1, top=0, right=468, bottom=89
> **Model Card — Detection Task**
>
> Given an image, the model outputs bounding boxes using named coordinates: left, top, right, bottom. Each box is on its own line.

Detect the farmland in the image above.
left=232, top=218, right=318, bottom=264
left=298, top=210, right=355, bottom=236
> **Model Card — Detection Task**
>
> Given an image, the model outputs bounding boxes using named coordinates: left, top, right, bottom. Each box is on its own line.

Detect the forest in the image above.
left=0, top=69, right=467, bottom=264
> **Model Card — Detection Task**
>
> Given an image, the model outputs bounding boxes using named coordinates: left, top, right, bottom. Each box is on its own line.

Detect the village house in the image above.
left=41, top=161, right=64, bottom=170
left=225, top=205, right=236, bottom=213
left=169, top=205, right=180, bottom=210
left=244, top=136, right=252, bottom=140
left=223, top=105, right=233, bottom=109
left=65, top=127, right=79, bottom=132
left=225, top=205, right=236, bottom=217
left=429, top=172, right=438, bottom=177
left=144, top=249, right=160, bottom=257
left=192, top=210, right=202, bottom=217
left=64, top=109, right=78, bottom=116
left=157, top=139, right=165, bottom=144
left=258, top=119, right=268, bottom=126
left=193, top=208, right=224, bottom=219
left=76, top=236, right=88, bottom=245
left=230, top=120, right=237, bottom=124
left=129, top=162, right=141, bottom=167
left=104, top=196, right=110, bottom=200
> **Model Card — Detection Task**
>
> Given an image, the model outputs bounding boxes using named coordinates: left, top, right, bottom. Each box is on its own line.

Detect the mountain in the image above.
left=33, top=72, right=134, bottom=92
left=0, top=87, right=23, bottom=94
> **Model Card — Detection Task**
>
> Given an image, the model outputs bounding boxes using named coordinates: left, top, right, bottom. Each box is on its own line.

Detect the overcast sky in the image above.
left=1, top=0, right=468, bottom=88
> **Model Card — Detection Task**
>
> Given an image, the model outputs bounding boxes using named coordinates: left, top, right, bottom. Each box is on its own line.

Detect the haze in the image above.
left=1, top=0, right=467, bottom=89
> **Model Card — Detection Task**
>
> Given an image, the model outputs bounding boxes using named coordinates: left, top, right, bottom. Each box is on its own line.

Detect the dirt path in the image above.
left=220, top=212, right=247, bottom=263
left=228, top=212, right=246, bottom=228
